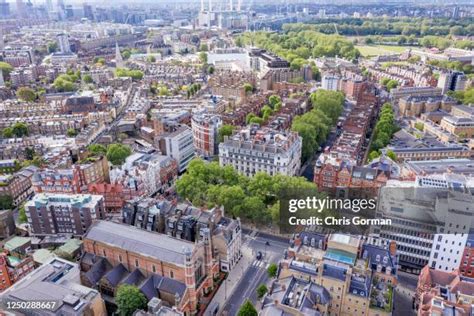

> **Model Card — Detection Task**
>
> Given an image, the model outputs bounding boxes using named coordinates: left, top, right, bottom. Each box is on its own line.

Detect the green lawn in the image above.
left=356, top=45, right=410, bottom=57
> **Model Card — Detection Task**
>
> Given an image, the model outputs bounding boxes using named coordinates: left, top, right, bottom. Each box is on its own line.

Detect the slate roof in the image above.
left=362, top=244, right=397, bottom=274
left=84, top=221, right=195, bottom=266
left=84, top=257, right=112, bottom=285
left=103, top=263, right=128, bottom=287
left=121, top=269, right=146, bottom=287
left=139, top=274, right=186, bottom=301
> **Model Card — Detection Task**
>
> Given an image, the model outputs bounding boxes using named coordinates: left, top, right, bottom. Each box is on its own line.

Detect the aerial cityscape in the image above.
left=0, top=0, right=473, bottom=315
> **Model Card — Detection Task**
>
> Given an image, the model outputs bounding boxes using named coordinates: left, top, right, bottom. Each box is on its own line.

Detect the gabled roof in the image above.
left=102, top=263, right=128, bottom=287
left=84, top=221, right=195, bottom=266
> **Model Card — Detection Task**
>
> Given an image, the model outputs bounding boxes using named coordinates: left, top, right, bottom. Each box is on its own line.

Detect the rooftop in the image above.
left=84, top=221, right=195, bottom=266
left=1, top=258, right=100, bottom=314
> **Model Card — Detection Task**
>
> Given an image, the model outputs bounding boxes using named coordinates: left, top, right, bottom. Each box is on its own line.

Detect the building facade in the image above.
left=219, top=125, right=302, bottom=177
left=191, top=112, right=222, bottom=159
left=25, top=193, right=106, bottom=236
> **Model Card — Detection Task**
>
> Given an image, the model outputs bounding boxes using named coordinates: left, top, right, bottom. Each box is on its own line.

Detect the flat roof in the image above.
left=324, top=248, right=357, bottom=266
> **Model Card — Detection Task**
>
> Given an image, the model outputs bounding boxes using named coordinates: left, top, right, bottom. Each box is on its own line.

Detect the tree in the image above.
left=16, top=87, right=36, bottom=102
left=0, top=196, right=13, bottom=210
left=116, top=68, right=144, bottom=80
left=243, top=83, right=253, bottom=94
left=386, top=150, right=397, bottom=161
left=199, top=52, right=208, bottom=64
left=18, top=204, right=27, bottom=223
left=0, top=62, right=13, bottom=77
left=310, top=90, right=344, bottom=124
left=268, top=95, right=282, bottom=109
left=147, top=55, right=156, bottom=63
left=53, top=76, right=75, bottom=92
left=83, top=74, right=93, bottom=83
left=386, top=80, right=398, bottom=91
left=115, top=285, right=147, bottom=316
left=267, top=263, right=278, bottom=278
left=106, top=144, right=132, bottom=165
left=235, top=37, right=243, bottom=47
left=10, top=122, right=29, bottom=137
left=94, top=57, right=106, bottom=65
left=208, top=65, right=215, bottom=74
left=249, top=117, right=264, bottom=125
left=122, top=50, right=131, bottom=60
left=199, top=43, right=208, bottom=51
left=25, top=147, right=35, bottom=160
left=218, top=125, right=234, bottom=143
left=246, top=113, right=256, bottom=124
left=88, top=144, right=107, bottom=156
left=47, top=42, right=58, bottom=53
left=237, top=300, right=258, bottom=316
left=2, top=127, right=13, bottom=138
left=368, top=150, right=381, bottom=161
left=256, top=284, right=268, bottom=299
left=66, top=128, right=77, bottom=137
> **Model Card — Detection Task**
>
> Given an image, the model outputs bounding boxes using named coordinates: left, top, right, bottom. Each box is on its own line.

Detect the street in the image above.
left=219, top=230, right=289, bottom=315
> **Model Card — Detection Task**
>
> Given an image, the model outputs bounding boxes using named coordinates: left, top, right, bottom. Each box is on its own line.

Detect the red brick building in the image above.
left=32, top=156, right=110, bottom=194
left=88, top=183, right=125, bottom=212
left=459, top=238, right=474, bottom=278
left=0, top=252, right=35, bottom=292
left=82, top=221, right=220, bottom=314
left=416, top=266, right=474, bottom=315
left=314, top=155, right=393, bottom=196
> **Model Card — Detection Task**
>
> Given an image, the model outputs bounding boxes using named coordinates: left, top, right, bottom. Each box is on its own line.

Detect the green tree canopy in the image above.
left=199, top=52, right=208, bottom=64
left=66, top=128, right=77, bottom=137
left=243, top=83, right=253, bottom=93
left=83, top=74, right=93, bottom=83
left=267, top=263, right=278, bottom=278
left=115, top=285, right=147, bottom=316
left=176, top=158, right=317, bottom=225
left=88, top=144, right=107, bottom=156
left=47, top=42, right=58, bottom=53
left=116, top=68, right=144, bottom=80
left=256, top=284, right=268, bottom=299
left=237, top=300, right=258, bottom=316
left=7, top=122, right=29, bottom=137
left=106, top=144, right=132, bottom=165
left=16, top=87, right=37, bottom=102
left=0, top=62, right=13, bottom=76
left=218, top=125, right=234, bottom=143
left=0, top=196, right=13, bottom=210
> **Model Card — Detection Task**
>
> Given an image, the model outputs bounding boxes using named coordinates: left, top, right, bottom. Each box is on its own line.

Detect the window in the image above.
left=152, top=265, right=156, bottom=273
left=135, top=259, right=139, bottom=267
left=118, top=254, right=122, bottom=263
left=170, top=270, right=174, bottom=279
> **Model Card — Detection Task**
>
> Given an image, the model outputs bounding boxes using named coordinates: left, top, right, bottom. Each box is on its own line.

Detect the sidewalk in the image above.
left=205, top=245, right=253, bottom=316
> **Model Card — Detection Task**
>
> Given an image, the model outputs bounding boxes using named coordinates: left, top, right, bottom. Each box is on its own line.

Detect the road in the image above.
left=221, top=231, right=289, bottom=315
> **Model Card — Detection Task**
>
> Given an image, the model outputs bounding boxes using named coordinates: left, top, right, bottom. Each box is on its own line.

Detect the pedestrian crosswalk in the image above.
left=251, top=260, right=270, bottom=269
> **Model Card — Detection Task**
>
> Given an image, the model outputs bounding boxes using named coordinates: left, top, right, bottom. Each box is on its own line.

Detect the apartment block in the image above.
left=157, top=125, right=195, bottom=173
left=25, top=193, right=105, bottom=236
left=191, top=112, right=222, bottom=158
left=398, top=95, right=456, bottom=117
left=219, top=125, right=302, bottom=177
left=32, top=156, right=110, bottom=194
left=275, top=233, right=397, bottom=316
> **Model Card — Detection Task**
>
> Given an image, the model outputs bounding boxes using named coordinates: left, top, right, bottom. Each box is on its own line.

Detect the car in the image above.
left=256, top=251, right=263, bottom=260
